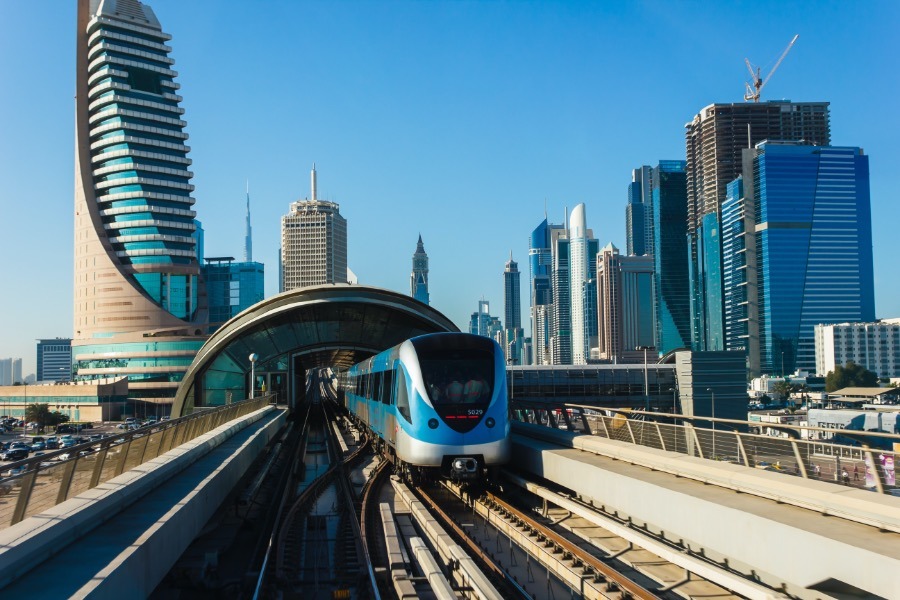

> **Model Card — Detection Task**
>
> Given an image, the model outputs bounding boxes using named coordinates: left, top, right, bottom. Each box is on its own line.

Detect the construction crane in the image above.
left=744, top=34, right=799, bottom=102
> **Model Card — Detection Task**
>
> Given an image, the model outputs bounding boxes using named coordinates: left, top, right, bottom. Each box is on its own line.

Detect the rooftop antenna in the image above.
left=744, top=34, right=798, bottom=102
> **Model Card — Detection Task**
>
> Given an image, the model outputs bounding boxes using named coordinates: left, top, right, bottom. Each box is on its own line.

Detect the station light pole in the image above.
left=249, top=353, right=258, bottom=399
left=636, top=346, right=654, bottom=412
left=706, top=387, right=716, bottom=459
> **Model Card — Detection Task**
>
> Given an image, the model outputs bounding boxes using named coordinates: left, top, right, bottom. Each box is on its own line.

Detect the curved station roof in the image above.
left=172, top=284, right=458, bottom=416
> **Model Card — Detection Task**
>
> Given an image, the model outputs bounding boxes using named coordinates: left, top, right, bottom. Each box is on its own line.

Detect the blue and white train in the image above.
left=342, top=333, right=510, bottom=481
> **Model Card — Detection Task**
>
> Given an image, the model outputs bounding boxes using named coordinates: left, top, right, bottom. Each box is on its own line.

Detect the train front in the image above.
left=397, top=333, right=511, bottom=481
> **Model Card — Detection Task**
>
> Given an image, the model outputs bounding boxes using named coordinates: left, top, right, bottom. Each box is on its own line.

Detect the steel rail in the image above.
left=412, top=483, right=528, bottom=600
left=251, top=403, right=312, bottom=600
left=483, top=489, right=658, bottom=599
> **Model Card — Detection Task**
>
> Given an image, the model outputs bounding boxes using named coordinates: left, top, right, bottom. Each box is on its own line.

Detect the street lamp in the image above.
left=706, top=387, right=716, bottom=459
left=636, top=346, right=654, bottom=412
left=249, top=353, right=258, bottom=399
left=668, top=387, right=677, bottom=414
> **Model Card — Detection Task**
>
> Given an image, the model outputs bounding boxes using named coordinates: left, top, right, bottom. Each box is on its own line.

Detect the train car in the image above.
left=343, top=332, right=510, bottom=481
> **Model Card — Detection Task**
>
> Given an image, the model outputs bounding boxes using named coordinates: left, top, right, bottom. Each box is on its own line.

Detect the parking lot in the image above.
left=1, top=420, right=136, bottom=471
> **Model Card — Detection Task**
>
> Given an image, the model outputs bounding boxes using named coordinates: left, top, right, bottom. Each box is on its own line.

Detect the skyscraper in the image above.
left=244, top=182, right=253, bottom=262
left=281, top=166, right=348, bottom=291
left=685, top=101, right=831, bottom=352
left=410, top=234, right=430, bottom=305
left=721, top=176, right=756, bottom=368
left=73, top=0, right=208, bottom=400
left=652, top=161, right=691, bottom=354
left=37, top=339, right=72, bottom=382
left=568, top=204, right=594, bottom=365
left=551, top=234, right=572, bottom=365
left=528, top=217, right=564, bottom=365
left=503, top=253, right=523, bottom=365
left=596, top=244, right=655, bottom=360
left=625, top=166, right=654, bottom=257
left=750, top=142, right=874, bottom=374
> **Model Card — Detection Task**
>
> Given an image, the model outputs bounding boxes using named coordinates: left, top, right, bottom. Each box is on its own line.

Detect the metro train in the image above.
left=342, top=332, right=510, bottom=482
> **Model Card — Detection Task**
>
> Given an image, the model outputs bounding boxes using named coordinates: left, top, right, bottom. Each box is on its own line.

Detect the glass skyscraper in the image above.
left=721, top=177, right=755, bottom=364
left=551, top=236, right=572, bottom=365
left=73, top=0, right=207, bottom=400
left=625, top=166, right=654, bottom=257
left=752, top=142, right=874, bottom=374
left=529, top=217, right=565, bottom=365
left=652, top=161, right=691, bottom=354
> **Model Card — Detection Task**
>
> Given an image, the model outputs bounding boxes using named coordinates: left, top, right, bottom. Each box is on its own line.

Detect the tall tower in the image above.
left=503, top=252, right=521, bottom=332
left=568, top=204, right=592, bottom=365
left=410, top=234, right=430, bottom=305
left=73, top=0, right=208, bottom=401
left=551, top=233, right=571, bottom=365
left=625, top=166, right=653, bottom=257
left=652, top=161, right=691, bottom=354
left=244, top=182, right=253, bottom=262
left=685, top=101, right=831, bottom=352
left=529, top=217, right=565, bottom=365
left=749, top=142, right=874, bottom=375
left=503, top=253, right=522, bottom=364
left=596, top=244, right=655, bottom=360
left=281, top=166, right=348, bottom=291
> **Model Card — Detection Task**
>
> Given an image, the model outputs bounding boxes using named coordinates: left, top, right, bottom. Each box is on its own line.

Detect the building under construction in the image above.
left=684, top=101, right=831, bottom=355
left=684, top=100, right=830, bottom=235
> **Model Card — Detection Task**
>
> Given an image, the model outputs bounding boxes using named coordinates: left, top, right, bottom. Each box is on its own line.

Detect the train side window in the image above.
left=373, top=372, right=383, bottom=403
left=395, top=368, right=411, bottom=422
left=382, top=370, right=393, bottom=405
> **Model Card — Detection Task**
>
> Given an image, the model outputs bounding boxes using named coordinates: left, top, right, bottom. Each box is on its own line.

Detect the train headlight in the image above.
left=485, top=417, right=495, bottom=428
left=428, top=418, right=439, bottom=429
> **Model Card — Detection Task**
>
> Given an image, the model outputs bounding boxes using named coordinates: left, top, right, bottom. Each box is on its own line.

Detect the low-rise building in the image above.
left=0, top=377, right=128, bottom=423
left=815, top=319, right=900, bottom=378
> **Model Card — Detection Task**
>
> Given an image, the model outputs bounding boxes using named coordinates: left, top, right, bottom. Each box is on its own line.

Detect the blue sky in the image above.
left=1, top=1, right=898, bottom=375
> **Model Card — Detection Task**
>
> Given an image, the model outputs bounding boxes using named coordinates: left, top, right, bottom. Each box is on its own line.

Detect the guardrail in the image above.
left=511, top=402, right=899, bottom=495
left=0, top=394, right=274, bottom=530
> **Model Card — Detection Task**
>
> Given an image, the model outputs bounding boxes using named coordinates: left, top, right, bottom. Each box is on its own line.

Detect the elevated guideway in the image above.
left=0, top=403, right=286, bottom=598
left=510, top=421, right=900, bottom=600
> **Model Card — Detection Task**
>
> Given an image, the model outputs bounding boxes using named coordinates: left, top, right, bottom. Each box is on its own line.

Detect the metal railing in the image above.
left=0, top=395, right=274, bottom=530
left=511, top=402, right=899, bottom=495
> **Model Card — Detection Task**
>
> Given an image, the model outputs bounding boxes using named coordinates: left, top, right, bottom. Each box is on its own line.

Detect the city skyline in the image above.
left=1, top=1, right=898, bottom=374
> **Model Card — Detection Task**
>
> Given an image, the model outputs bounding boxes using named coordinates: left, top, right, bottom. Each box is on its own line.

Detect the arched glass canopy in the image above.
left=172, top=284, right=458, bottom=416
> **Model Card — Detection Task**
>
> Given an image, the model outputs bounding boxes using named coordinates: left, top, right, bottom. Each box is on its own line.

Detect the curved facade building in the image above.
left=73, top=0, right=207, bottom=401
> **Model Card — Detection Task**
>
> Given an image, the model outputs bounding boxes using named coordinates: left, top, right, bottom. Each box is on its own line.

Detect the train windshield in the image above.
left=412, top=334, right=496, bottom=433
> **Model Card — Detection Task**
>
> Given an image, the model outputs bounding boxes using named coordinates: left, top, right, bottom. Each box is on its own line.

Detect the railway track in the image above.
left=250, top=375, right=779, bottom=600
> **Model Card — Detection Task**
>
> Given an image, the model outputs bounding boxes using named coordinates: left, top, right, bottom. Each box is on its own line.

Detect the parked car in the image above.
left=56, top=425, right=75, bottom=434
left=45, top=437, right=60, bottom=449
left=1, top=447, right=29, bottom=461
left=30, top=441, right=46, bottom=452
left=59, top=436, right=77, bottom=449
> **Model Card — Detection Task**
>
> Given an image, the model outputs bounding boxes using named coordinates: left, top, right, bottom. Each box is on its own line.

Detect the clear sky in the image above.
left=0, top=1, right=898, bottom=376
